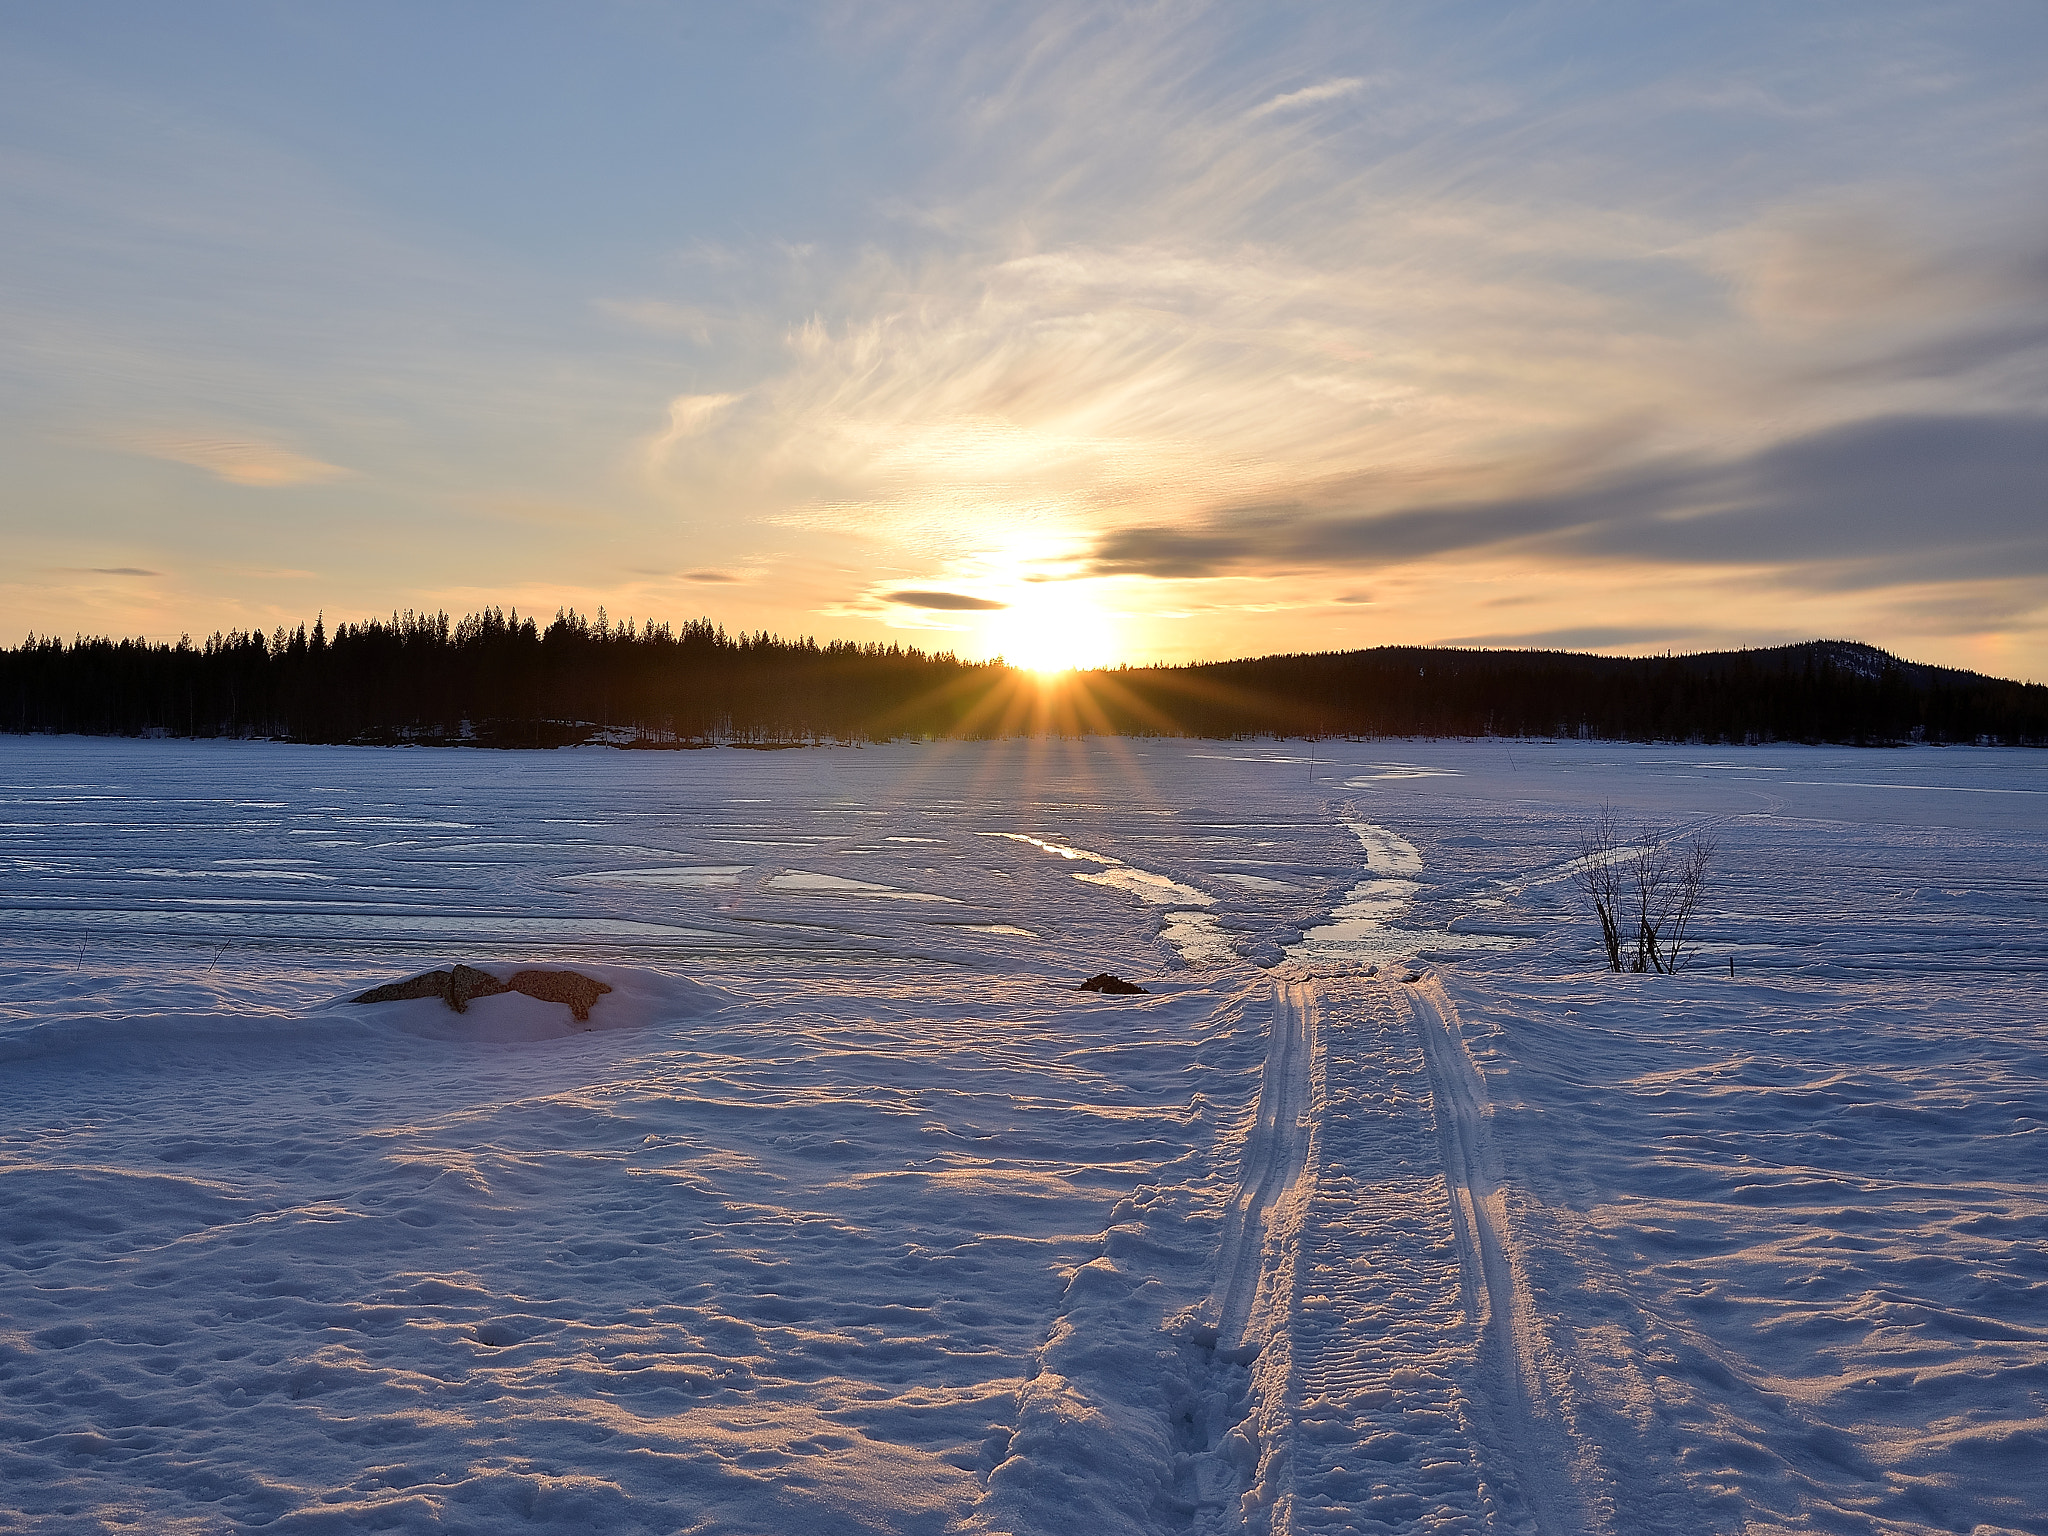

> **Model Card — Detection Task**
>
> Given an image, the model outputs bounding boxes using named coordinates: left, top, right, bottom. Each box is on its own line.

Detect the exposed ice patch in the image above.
left=985, top=829, right=1231, bottom=964
left=1161, top=911, right=1234, bottom=962
left=983, top=831, right=1118, bottom=862
left=1210, top=871, right=1300, bottom=892
left=333, top=816, right=473, bottom=828
left=564, top=865, right=747, bottom=888
left=125, top=866, right=336, bottom=881
left=1291, top=821, right=1523, bottom=968
left=1074, top=867, right=1214, bottom=906
left=764, top=870, right=960, bottom=901
left=1317, top=877, right=1421, bottom=929
left=1344, top=763, right=1462, bottom=784
left=1345, top=819, right=1425, bottom=874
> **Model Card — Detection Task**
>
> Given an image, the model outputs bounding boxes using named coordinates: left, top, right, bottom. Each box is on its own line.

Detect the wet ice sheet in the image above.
left=1288, top=820, right=1520, bottom=968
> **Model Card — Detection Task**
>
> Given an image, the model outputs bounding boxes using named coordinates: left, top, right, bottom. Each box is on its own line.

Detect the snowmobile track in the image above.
left=1403, top=974, right=1598, bottom=1536
left=1208, top=980, right=1318, bottom=1361
left=1192, top=978, right=1499, bottom=1534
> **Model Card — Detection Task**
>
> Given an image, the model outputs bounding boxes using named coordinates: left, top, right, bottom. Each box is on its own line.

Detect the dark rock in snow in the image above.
left=505, top=968, right=613, bottom=1022
left=351, top=971, right=452, bottom=1006
left=354, top=965, right=612, bottom=1021
left=447, top=964, right=511, bottom=1011
left=1077, top=972, right=1148, bottom=995
left=353, top=965, right=508, bottom=1012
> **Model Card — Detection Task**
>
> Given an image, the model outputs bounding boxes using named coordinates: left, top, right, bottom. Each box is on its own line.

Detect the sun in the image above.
left=987, top=586, right=1119, bottom=673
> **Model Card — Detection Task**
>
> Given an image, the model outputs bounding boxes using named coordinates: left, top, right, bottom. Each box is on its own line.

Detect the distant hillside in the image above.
left=2, top=615, right=2042, bottom=746
left=1095, top=640, right=2048, bottom=746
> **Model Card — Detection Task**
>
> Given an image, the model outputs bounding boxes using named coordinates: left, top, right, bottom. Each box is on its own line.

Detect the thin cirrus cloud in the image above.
left=632, top=5, right=2048, bottom=672
left=1246, top=77, right=1366, bottom=119
left=1439, top=625, right=1733, bottom=651
left=127, top=433, right=349, bottom=488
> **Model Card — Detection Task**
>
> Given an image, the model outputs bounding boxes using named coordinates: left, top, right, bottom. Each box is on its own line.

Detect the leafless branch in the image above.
left=1663, top=833, right=1717, bottom=972
left=1575, top=812, right=1715, bottom=974
left=1571, top=805, right=1625, bottom=971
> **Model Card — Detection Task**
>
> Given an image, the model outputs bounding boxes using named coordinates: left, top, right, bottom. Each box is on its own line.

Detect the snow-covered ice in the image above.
left=2, top=734, right=2043, bottom=1534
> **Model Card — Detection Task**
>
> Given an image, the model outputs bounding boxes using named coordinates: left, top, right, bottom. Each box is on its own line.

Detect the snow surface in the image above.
left=2, top=734, right=2043, bottom=1535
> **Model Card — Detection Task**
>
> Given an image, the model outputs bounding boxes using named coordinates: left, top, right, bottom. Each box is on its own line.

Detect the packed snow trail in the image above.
left=1402, top=976, right=1597, bottom=1536
left=983, top=975, right=1526, bottom=1536
left=1204, top=983, right=1316, bottom=1364
left=1170, top=976, right=1512, bottom=1535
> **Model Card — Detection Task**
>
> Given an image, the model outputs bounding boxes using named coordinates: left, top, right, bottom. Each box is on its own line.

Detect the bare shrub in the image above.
left=1574, top=809, right=1716, bottom=973
left=1663, top=833, right=1717, bottom=973
left=1572, top=806, right=1626, bottom=971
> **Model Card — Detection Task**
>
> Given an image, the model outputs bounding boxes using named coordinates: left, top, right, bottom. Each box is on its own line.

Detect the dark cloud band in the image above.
left=1087, top=412, right=2048, bottom=585
left=884, top=590, right=1008, bottom=611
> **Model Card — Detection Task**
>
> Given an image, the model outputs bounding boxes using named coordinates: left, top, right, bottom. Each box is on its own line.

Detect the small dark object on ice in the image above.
left=354, top=965, right=612, bottom=1021
left=1077, top=972, right=1147, bottom=995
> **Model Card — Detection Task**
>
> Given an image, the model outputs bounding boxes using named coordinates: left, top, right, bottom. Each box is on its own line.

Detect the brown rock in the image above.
left=354, top=964, right=612, bottom=1017
left=506, top=968, right=614, bottom=1022
left=351, top=965, right=512, bottom=1011
left=353, top=970, right=455, bottom=1006
left=445, top=964, right=510, bottom=1012
left=1077, top=972, right=1148, bottom=995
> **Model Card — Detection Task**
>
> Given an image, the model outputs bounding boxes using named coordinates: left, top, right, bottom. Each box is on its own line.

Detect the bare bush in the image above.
left=1572, top=806, right=1626, bottom=971
left=1574, top=809, right=1716, bottom=973
left=1662, top=833, right=1716, bottom=972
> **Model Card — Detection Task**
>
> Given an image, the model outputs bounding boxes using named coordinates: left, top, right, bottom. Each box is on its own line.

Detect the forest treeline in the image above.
left=2, top=608, right=2043, bottom=747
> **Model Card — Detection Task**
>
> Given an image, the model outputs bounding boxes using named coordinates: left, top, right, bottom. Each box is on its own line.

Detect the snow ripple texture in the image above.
left=2, top=735, right=2044, bottom=1535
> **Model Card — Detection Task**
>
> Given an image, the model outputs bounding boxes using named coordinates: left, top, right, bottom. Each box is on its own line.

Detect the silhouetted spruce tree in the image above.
left=1, top=623, right=2041, bottom=746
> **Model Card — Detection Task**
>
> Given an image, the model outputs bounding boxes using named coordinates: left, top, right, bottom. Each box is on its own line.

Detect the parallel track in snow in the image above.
left=1403, top=976, right=1599, bottom=1536
left=1190, top=978, right=1502, bottom=1535
left=1207, top=981, right=1318, bottom=1362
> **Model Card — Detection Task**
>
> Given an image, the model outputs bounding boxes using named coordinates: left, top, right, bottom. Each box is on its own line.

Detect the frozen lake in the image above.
left=3, top=735, right=2044, bottom=1534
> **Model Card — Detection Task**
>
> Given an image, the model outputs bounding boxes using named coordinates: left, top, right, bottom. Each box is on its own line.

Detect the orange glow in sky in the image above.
left=2, top=6, right=2042, bottom=679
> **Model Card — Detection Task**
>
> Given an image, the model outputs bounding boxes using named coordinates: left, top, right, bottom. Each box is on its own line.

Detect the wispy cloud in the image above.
left=127, top=432, right=348, bottom=488
left=1437, top=625, right=1752, bottom=651
left=647, top=394, right=741, bottom=468
left=633, top=3, right=2048, bottom=667
left=1247, top=77, right=1365, bottom=119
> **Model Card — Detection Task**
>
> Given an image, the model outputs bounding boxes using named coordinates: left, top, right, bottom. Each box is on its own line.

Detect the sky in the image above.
left=2, top=2, right=2044, bottom=677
